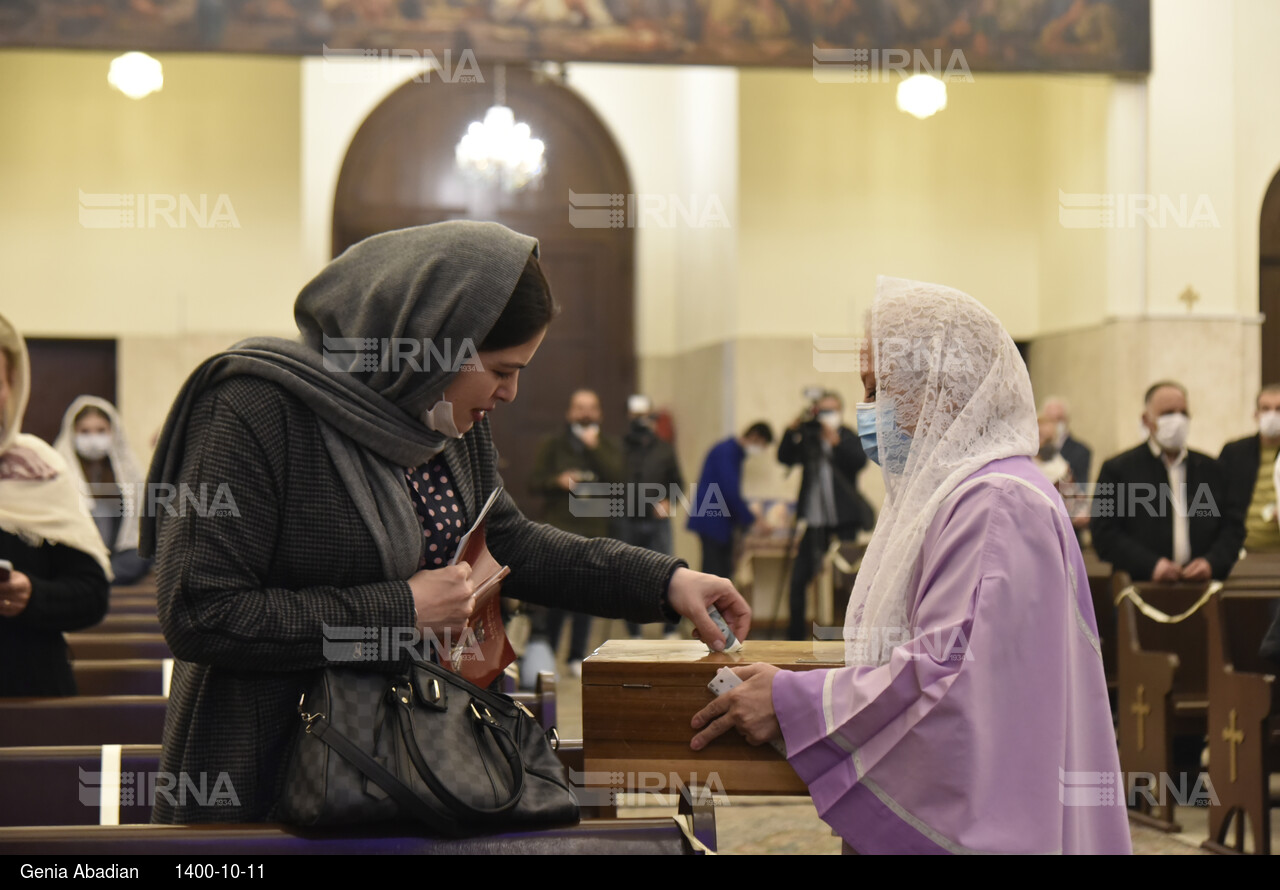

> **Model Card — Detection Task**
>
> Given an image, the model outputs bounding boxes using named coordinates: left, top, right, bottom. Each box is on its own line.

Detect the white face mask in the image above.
left=570, top=422, right=599, bottom=440
left=1053, top=421, right=1069, bottom=449
left=75, top=432, right=112, bottom=460
left=1260, top=410, right=1280, bottom=440
left=745, top=442, right=765, bottom=456
left=1154, top=412, right=1189, bottom=452
left=422, top=399, right=463, bottom=439
left=818, top=410, right=842, bottom=431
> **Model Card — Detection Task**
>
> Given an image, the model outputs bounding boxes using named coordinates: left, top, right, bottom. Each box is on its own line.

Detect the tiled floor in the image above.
left=543, top=621, right=1275, bottom=855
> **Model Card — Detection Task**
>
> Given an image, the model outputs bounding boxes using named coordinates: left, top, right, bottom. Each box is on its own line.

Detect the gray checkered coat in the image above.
left=152, top=376, right=682, bottom=824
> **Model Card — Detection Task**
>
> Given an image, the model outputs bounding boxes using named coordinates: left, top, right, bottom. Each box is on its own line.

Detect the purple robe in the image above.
left=774, top=456, right=1131, bottom=854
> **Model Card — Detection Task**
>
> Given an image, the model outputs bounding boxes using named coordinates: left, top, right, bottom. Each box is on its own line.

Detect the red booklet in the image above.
left=448, top=489, right=515, bottom=688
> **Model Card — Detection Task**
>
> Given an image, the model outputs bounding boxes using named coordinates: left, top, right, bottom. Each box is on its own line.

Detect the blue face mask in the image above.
left=857, top=401, right=911, bottom=473
left=855, top=402, right=879, bottom=465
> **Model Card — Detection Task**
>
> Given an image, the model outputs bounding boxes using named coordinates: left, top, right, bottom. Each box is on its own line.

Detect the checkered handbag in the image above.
left=278, top=659, right=580, bottom=835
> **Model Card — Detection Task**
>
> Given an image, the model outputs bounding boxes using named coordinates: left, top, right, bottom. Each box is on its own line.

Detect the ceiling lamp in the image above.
left=455, top=65, right=546, bottom=192
left=896, top=74, right=947, bottom=120
left=108, top=52, right=164, bottom=100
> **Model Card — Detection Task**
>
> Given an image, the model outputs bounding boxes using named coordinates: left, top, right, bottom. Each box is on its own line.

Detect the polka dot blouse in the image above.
left=405, top=455, right=468, bottom=570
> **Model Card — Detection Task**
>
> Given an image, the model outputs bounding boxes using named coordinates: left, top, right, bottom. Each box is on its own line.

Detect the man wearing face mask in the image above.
left=527, top=388, right=624, bottom=676
left=778, top=390, right=873, bottom=640
left=1091, top=381, right=1244, bottom=582
left=688, top=421, right=775, bottom=579
left=1040, top=396, right=1092, bottom=487
left=617, top=395, right=685, bottom=638
left=1218, top=383, right=1280, bottom=555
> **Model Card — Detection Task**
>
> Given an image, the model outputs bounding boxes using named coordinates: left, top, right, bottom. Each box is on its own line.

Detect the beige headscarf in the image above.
left=0, top=313, right=113, bottom=579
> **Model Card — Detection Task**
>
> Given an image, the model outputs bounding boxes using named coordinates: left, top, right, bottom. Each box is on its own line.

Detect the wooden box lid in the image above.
left=582, top=639, right=845, bottom=687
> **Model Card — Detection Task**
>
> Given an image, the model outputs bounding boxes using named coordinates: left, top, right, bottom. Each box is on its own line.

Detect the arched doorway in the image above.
left=1262, top=168, right=1280, bottom=387
left=333, top=66, right=635, bottom=516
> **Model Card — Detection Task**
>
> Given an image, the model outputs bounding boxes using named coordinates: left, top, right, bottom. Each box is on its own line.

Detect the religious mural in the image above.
left=0, top=0, right=1149, bottom=72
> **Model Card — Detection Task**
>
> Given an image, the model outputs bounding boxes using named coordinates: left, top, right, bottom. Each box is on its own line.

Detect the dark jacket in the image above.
left=776, top=421, right=873, bottom=534
left=0, top=532, right=109, bottom=697
left=687, top=437, right=755, bottom=546
left=1090, top=441, right=1244, bottom=581
left=621, top=421, right=684, bottom=521
left=528, top=425, right=624, bottom=537
left=1219, top=433, right=1265, bottom=523
left=1060, top=435, right=1093, bottom=485
left=153, top=377, right=682, bottom=823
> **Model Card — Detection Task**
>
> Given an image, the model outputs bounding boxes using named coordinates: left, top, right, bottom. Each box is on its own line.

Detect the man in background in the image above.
left=687, top=421, right=774, bottom=580
left=777, top=390, right=872, bottom=641
left=1040, top=395, right=1093, bottom=485
left=526, top=389, right=623, bottom=679
left=1091, top=381, right=1244, bottom=582
left=1219, top=383, right=1280, bottom=555
left=616, top=394, right=685, bottom=639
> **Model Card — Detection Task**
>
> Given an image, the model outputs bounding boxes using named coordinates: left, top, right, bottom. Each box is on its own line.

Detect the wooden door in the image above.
left=1261, top=169, right=1280, bottom=387
left=22, top=338, right=117, bottom=446
left=332, top=66, right=635, bottom=519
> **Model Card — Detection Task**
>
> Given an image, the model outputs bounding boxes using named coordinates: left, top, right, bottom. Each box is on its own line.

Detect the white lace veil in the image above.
left=844, top=277, right=1039, bottom=665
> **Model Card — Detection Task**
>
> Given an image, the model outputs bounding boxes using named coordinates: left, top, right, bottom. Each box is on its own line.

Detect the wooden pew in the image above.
left=0, top=745, right=161, bottom=826
left=83, top=614, right=163, bottom=635
left=1224, top=553, right=1280, bottom=584
left=72, top=660, right=172, bottom=697
left=1081, top=548, right=1117, bottom=710
left=0, top=742, right=717, bottom=854
left=0, top=810, right=714, bottom=855
left=0, top=697, right=168, bottom=747
left=110, top=580, right=157, bottom=597
left=1202, top=585, right=1280, bottom=854
left=0, top=743, right=589, bottom=828
left=66, top=634, right=171, bottom=661
left=105, top=597, right=160, bottom=616
left=1113, top=573, right=1215, bottom=832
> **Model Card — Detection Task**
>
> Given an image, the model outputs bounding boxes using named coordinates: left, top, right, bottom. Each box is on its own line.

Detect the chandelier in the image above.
left=455, top=65, right=546, bottom=192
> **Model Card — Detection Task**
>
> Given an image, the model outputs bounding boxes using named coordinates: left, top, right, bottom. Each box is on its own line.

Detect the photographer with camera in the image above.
left=777, top=388, right=873, bottom=640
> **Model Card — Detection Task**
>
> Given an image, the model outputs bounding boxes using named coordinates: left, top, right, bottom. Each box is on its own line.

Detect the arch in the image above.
left=1261, top=167, right=1280, bottom=387
left=333, top=65, right=636, bottom=514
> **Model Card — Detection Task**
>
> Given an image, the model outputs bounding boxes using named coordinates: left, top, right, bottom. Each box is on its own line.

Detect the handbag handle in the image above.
left=394, top=694, right=527, bottom=820
left=304, top=712, right=465, bottom=836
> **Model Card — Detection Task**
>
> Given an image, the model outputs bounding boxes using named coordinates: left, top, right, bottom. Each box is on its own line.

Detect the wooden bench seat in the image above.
left=0, top=696, right=168, bottom=747
left=83, top=614, right=163, bottom=635
left=0, top=745, right=162, bottom=826
left=72, top=660, right=172, bottom=697
left=66, top=634, right=171, bottom=661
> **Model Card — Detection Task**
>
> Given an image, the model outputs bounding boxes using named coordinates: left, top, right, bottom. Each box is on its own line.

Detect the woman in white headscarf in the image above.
left=0, top=313, right=112, bottom=696
left=53, top=396, right=153, bottom=585
left=691, top=277, right=1130, bottom=854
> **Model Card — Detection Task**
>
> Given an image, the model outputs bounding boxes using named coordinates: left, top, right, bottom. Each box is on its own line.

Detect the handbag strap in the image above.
left=394, top=694, right=527, bottom=820
left=305, top=712, right=463, bottom=836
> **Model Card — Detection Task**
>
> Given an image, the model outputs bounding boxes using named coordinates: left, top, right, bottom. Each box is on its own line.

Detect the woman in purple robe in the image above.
left=691, top=277, right=1131, bottom=854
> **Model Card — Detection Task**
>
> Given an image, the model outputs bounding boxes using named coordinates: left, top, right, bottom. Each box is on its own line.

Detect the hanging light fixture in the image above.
left=896, top=73, right=947, bottom=120
left=455, top=65, right=546, bottom=192
left=108, top=52, right=164, bottom=100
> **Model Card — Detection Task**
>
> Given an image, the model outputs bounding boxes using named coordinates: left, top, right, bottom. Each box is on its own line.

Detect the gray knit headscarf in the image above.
left=140, top=220, right=538, bottom=580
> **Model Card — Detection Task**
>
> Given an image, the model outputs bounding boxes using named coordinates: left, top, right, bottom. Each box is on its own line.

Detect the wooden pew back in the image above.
left=0, top=697, right=168, bottom=747
left=1203, top=584, right=1280, bottom=854
left=66, top=634, right=171, bottom=661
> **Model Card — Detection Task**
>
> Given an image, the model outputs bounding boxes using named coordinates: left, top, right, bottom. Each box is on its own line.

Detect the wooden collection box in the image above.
left=581, top=640, right=844, bottom=796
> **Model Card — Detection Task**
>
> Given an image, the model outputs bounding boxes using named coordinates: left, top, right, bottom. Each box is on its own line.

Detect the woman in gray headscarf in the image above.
left=143, top=221, right=750, bottom=824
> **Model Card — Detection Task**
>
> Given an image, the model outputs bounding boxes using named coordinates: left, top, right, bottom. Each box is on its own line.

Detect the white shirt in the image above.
left=1148, top=437, right=1191, bottom=565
